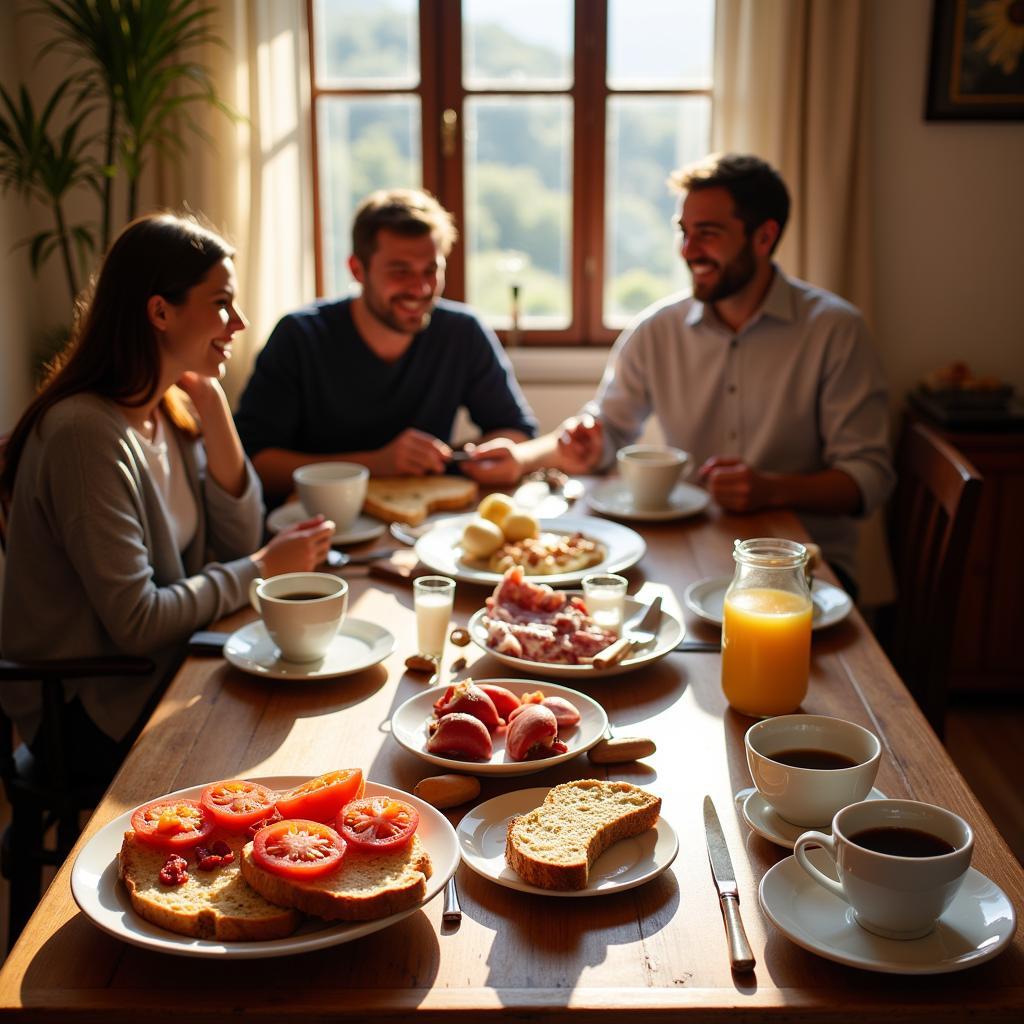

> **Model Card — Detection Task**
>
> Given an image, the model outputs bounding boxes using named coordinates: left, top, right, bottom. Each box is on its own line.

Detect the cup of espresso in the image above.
left=794, top=799, right=974, bottom=939
left=745, top=714, right=881, bottom=826
left=616, top=444, right=689, bottom=510
left=249, top=572, right=348, bottom=663
left=293, top=462, right=369, bottom=533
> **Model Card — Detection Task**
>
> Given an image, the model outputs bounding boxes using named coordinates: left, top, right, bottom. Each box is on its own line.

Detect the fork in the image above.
left=591, top=595, right=663, bottom=669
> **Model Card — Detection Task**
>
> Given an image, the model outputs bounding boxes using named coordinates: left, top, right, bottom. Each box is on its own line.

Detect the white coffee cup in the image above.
left=249, top=572, right=348, bottom=663
left=293, top=462, right=369, bottom=533
left=794, top=799, right=974, bottom=939
left=745, top=714, right=881, bottom=827
left=616, top=444, right=689, bottom=510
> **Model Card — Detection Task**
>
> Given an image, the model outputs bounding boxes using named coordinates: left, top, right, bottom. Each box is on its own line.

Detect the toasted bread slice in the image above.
left=505, top=779, right=661, bottom=891
left=364, top=476, right=477, bottom=526
left=240, top=834, right=433, bottom=921
left=118, top=832, right=301, bottom=941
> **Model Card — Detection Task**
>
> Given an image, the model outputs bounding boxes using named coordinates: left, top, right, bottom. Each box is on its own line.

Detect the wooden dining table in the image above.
left=1, top=489, right=1021, bottom=1023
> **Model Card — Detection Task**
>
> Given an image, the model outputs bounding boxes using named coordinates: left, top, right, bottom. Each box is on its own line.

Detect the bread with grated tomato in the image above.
left=240, top=834, right=433, bottom=921
left=118, top=831, right=302, bottom=941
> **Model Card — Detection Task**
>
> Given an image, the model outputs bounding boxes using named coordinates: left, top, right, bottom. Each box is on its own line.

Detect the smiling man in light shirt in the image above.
left=235, top=188, right=536, bottom=503
left=493, top=153, right=894, bottom=597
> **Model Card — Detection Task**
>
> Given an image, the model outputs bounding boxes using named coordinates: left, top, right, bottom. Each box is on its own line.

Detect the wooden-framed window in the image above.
left=308, top=0, right=714, bottom=345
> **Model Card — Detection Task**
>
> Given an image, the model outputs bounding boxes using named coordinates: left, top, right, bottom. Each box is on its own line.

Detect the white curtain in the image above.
left=712, top=0, right=873, bottom=318
left=712, top=0, right=891, bottom=606
left=151, top=0, right=315, bottom=405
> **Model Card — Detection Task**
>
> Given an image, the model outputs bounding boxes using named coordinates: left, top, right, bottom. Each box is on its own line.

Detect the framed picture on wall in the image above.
left=926, top=0, right=1024, bottom=119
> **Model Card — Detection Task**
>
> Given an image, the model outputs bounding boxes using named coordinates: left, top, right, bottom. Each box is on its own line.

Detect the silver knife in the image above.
left=703, top=795, right=756, bottom=972
left=326, top=547, right=400, bottom=568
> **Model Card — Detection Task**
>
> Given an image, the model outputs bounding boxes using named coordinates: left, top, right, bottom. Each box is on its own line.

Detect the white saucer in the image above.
left=759, top=847, right=1017, bottom=974
left=740, top=787, right=887, bottom=849
left=588, top=479, right=710, bottom=522
left=683, top=575, right=853, bottom=631
left=266, top=502, right=386, bottom=546
left=224, top=618, right=395, bottom=679
left=458, top=787, right=678, bottom=897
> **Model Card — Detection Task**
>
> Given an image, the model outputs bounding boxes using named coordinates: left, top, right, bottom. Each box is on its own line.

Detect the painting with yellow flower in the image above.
left=927, top=0, right=1024, bottom=118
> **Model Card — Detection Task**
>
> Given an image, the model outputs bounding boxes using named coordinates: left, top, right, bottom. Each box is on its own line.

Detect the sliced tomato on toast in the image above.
left=337, top=796, right=419, bottom=853
left=130, top=798, right=216, bottom=852
left=251, top=819, right=347, bottom=879
left=275, top=769, right=364, bottom=823
left=200, top=779, right=277, bottom=832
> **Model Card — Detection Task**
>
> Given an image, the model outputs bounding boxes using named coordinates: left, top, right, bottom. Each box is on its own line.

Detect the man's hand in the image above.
left=459, top=438, right=524, bottom=485
left=380, top=428, right=451, bottom=475
left=556, top=414, right=603, bottom=474
left=254, top=514, right=336, bottom=576
left=698, top=456, right=774, bottom=512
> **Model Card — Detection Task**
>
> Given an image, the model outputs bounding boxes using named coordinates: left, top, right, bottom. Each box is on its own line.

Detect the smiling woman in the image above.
left=0, top=213, right=336, bottom=781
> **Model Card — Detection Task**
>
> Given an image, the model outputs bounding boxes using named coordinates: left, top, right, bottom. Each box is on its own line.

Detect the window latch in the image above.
left=441, top=108, right=458, bottom=158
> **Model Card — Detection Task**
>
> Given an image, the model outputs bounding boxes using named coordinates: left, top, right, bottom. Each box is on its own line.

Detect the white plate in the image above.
left=224, top=618, right=395, bottom=680
left=759, top=848, right=1016, bottom=974
left=415, top=515, right=646, bottom=587
left=458, top=787, right=678, bottom=896
left=739, top=787, right=887, bottom=849
left=70, top=777, right=460, bottom=959
left=466, top=595, right=684, bottom=680
left=266, top=503, right=386, bottom=546
left=588, top=479, right=710, bottom=522
left=683, top=575, right=853, bottom=631
left=391, top=678, right=607, bottom=775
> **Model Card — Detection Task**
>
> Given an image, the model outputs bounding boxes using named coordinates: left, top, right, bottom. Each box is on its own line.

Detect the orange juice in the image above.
left=721, top=587, right=812, bottom=717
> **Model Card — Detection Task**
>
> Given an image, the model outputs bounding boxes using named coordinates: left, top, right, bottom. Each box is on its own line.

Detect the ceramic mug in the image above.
left=249, top=572, right=348, bottom=663
left=293, top=462, right=369, bottom=533
left=794, top=799, right=974, bottom=939
left=616, top=444, right=689, bottom=510
left=745, top=714, right=881, bottom=827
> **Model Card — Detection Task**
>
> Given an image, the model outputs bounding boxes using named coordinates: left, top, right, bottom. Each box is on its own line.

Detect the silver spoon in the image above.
left=442, top=873, right=462, bottom=925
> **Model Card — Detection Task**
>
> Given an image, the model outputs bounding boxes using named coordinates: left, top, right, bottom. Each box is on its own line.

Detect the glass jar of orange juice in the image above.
left=721, top=538, right=812, bottom=717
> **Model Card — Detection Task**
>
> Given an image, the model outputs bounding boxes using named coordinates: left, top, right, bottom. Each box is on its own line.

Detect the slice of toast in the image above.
left=240, top=833, right=433, bottom=921
left=118, top=832, right=301, bottom=941
left=364, top=476, right=477, bottom=526
left=505, top=779, right=661, bottom=891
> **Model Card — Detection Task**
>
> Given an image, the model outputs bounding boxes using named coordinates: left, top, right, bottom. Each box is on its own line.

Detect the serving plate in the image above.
left=458, top=787, right=678, bottom=896
left=467, top=594, right=683, bottom=679
left=683, top=575, right=853, bottom=631
left=390, top=678, right=607, bottom=775
left=414, top=515, right=646, bottom=587
left=71, top=777, right=458, bottom=959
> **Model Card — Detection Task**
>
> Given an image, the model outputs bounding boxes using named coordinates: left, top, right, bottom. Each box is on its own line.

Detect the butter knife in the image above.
left=703, top=795, right=756, bottom=972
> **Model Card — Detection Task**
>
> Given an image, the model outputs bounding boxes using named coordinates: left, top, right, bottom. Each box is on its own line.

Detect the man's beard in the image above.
left=362, top=284, right=435, bottom=334
left=690, top=237, right=757, bottom=303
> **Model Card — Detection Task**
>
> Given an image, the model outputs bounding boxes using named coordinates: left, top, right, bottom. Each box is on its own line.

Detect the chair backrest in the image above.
left=887, top=421, right=982, bottom=734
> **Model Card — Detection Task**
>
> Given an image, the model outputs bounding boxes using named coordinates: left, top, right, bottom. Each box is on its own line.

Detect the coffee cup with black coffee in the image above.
left=249, top=572, right=348, bottom=663
left=745, top=714, right=881, bottom=827
left=794, top=799, right=974, bottom=939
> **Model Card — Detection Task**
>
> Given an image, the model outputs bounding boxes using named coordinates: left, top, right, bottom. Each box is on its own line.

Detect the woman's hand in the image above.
left=458, top=439, right=525, bottom=485
left=176, top=372, right=226, bottom=423
left=252, top=514, right=336, bottom=577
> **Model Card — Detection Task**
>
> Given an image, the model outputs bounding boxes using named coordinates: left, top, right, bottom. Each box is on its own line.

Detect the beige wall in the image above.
left=3, top=0, right=1023, bottom=436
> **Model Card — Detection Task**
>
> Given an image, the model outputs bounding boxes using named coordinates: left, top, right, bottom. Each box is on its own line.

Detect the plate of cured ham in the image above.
left=466, top=568, right=684, bottom=679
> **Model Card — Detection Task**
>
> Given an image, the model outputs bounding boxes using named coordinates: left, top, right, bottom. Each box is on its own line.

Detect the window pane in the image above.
left=463, top=0, right=573, bottom=90
left=317, top=97, right=421, bottom=298
left=608, top=0, right=714, bottom=89
left=314, top=0, right=418, bottom=87
left=604, top=95, right=710, bottom=325
left=465, top=97, right=571, bottom=328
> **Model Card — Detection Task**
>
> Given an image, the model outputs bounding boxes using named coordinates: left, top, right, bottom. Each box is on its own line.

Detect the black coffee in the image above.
left=278, top=591, right=327, bottom=601
left=849, top=827, right=956, bottom=857
left=769, top=748, right=859, bottom=770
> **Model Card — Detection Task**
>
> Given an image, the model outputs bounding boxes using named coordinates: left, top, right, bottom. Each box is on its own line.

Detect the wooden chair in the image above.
left=884, top=421, right=982, bottom=737
left=0, top=435, right=153, bottom=948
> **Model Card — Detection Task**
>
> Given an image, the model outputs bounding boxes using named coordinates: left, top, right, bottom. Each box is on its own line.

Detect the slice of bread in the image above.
left=505, top=779, right=661, bottom=891
left=118, top=832, right=301, bottom=941
left=240, top=834, right=433, bottom=921
left=364, top=476, right=477, bottom=526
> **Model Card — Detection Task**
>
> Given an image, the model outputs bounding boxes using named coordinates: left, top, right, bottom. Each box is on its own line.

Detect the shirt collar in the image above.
left=685, top=263, right=797, bottom=332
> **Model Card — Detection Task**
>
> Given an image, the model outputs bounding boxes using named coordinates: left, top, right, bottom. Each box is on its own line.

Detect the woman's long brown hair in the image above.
left=1, top=213, right=234, bottom=500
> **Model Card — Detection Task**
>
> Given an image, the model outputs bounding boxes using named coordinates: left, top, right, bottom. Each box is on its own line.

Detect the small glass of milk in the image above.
left=582, top=573, right=628, bottom=634
left=413, top=575, right=456, bottom=660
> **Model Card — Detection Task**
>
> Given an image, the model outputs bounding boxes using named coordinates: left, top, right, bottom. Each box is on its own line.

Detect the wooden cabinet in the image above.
left=907, top=409, right=1024, bottom=694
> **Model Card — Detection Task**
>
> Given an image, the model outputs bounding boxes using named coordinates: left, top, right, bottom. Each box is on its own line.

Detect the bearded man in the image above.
left=235, top=188, right=536, bottom=502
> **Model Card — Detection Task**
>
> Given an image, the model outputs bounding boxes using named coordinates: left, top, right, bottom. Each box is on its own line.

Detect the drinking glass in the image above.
left=414, top=576, right=456, bottom=660
left=582, top=572, right=628, bottom=634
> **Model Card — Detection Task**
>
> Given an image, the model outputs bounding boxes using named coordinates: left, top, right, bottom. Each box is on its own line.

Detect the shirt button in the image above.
left=729, top=339, right=738, bottom=349
left=727, top=385, right=737, bottom=394
left=729, top=431, right=737, bottom=441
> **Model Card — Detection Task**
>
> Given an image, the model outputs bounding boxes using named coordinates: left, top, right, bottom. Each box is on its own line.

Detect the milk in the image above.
left=586, top=588, right=625, bottom=634
left=415, top=591, right=453, bottom=658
